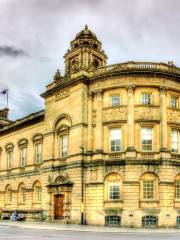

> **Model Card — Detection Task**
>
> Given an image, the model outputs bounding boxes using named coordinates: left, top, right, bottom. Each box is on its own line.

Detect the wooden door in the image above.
left=54, top=194, right=64, bottom=219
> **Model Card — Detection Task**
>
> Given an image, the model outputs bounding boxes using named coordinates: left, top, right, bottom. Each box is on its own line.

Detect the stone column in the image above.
left=159, top=87, right=168, bottom=152
left=126, top=85, right=136, bottom=156
left=95, top=90, right=103, bottom=152
left=87, top=91, right=94, bottom=153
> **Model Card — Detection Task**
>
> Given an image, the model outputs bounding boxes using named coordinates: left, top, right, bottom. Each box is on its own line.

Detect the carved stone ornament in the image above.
left=56, top=89, right=70, bottom=101
left=53, top=69, right=62, bottom=83
left=126, top=84, right=136, bottom=94
left=103, top=106, right=127, bottom=122
left=159, top=86, right=167, bottom=95
left=94, top=90, right=103, bottom=98
left=87, top=91, right=94, bottom=100
left=135, top=107, right=160, bottom=121
left=71, top=57, right=80, bottom=73
left=55, top=173, right=71, bottom=185
left=167, top=108, right=180, bottom=124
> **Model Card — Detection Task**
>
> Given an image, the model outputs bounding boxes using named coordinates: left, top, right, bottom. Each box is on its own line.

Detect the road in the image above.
left=0, top=226, right=180, bottom=240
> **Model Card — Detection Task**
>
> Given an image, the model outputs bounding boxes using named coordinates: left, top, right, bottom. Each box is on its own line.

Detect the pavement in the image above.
left=0, top=220, right=180, bottom=233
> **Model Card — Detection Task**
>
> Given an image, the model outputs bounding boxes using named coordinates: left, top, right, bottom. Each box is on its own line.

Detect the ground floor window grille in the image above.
left=142, top=216, right=158, bottom=228
left=105, top=216, right=121, bottom=226
left=177, top=216, right=180, bottom=227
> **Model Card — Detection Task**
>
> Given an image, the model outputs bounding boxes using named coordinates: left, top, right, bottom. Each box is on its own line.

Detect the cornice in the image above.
left=0, top=110, right=45, bottom=136
left=41, top=62, right=180, bottom=99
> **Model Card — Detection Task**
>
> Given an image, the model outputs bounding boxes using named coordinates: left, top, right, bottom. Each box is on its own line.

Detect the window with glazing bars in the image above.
left=142, top=216, right=158, bottom=228
left=141, top=128, right=152, bottom=151
left=105, top=216, right=121, bottom=226
left=109, top=181, right=120, bottom=200
left=7, top=151, right=13, bottom=169
left=177, top=216, right=180, bottom=227
left=171, top=96, right=178, bottom=109
left=35, top=186, right=42, bottom=203
left=143, top=180, right=154, bottom=200
left=171, top=129, right=178, bottom=153
left=35, top=143, right=42, bottom=163
left=20, top=147, right=27, bottom=167
left=61, top=135, right=68, bottom=158
left=111, top=95, right=120, bottom=107
left=141, top=93, right=151, bottom=105
left=110, top=129, right=121, bottom=152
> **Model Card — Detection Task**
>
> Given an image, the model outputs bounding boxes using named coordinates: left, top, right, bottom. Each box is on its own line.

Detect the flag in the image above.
left=0, top=89, right=8, bottom=107
left=0, top=89, right=8, bottom=95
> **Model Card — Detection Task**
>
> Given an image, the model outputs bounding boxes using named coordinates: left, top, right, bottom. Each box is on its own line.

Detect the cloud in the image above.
left=0, top=0, right=179, bottom=120
left=0, top=46, right=28, bottom=58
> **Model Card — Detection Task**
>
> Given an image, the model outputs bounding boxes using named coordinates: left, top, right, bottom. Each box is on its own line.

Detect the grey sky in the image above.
left=0, top=0, right=180, bottom=120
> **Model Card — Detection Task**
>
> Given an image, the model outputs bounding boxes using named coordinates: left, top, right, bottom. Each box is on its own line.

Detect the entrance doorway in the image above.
left=54, top=194, right=64, bottom=219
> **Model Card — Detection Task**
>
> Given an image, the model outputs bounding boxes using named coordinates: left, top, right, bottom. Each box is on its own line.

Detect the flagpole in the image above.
left=7, top=89, right=8, bottom=108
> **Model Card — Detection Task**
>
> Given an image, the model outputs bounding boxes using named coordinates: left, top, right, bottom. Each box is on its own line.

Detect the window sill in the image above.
left=140, top=200, right=159, bottom=203
left=104, top=200, right=123, bottom=203
left=34, top=162, right=42, bottom=166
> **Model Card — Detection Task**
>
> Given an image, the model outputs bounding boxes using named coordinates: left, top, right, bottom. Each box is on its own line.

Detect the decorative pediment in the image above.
left=47, top=173, right=73, bottom=187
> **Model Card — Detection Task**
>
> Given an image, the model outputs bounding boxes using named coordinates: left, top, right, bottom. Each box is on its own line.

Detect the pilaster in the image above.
left=159, top=86, right=170, bottom=158
left=126, top=85, right=136, bottom=158
left=95, top=90, right=103, bottom=153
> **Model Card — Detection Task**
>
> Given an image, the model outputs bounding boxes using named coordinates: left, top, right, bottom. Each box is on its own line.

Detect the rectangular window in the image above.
left=20, top=147, right=27, bottom=167
left=141, top=128, right=153, bottom=151
left=171, top=129, right=178, bottom=153
left=7, top=189, right=12, bottom=203
left=35, top=143, right=42, bottom=163
left=35, top=186, right=42, bottom=203
left=141, top=93, right=151, bottom=105
left=143, top=180, right=154, bottom=200
left=109, top=181, right=120, bottom=200
left=171, top=96, right=178, bottom=109
left=110, top=129, right=121, bottom=152
left=20, top=187, right=26, bottom=203
left=7, top=151, right=13, bottom=169
left=61, top=135, right=68, bottom=158
left=176, top=181, right=180, bottom=199
left=111, top=95, right=120, bottom=107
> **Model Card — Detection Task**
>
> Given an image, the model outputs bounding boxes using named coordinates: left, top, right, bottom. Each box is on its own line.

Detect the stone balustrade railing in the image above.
left=90, top=62, right=180, bottom=76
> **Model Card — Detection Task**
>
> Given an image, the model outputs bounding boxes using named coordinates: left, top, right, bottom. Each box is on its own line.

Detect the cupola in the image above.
left=64, top=25, right=107, bottom=75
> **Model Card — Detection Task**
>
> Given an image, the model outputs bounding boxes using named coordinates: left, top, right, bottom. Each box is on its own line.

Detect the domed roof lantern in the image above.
left=64, top=25, right=108, bottom=75
left=75, top=24, right=97, bottom=40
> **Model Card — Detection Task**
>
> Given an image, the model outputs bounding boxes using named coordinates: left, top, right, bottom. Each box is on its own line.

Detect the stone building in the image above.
left=0, top=25, right=180, bottom=228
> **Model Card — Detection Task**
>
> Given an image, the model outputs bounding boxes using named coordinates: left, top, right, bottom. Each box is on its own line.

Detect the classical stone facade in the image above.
left=0, top=26, right=180, bottom=227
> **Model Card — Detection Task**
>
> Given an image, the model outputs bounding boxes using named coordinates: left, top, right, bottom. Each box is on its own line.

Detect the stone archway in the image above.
left=47, top=174, right=73, bottom=223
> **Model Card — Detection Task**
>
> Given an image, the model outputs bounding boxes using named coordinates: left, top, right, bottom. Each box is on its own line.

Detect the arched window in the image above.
left=104, top=173, right=122, bottom=201
left=33, top=181, right=42, bottom=204
left=175, top=174, right=180, bottom=199
left=18, top=183, right=26, bottom=204
left=6, top=185, right=12, bottom=204
left=140, top=172, right=158, bottom=201
left=142, top=216, right=158, bottom=228
left=92, top=59, right=99, bottom=69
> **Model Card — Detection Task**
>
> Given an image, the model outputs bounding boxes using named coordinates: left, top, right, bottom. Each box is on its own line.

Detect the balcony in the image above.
left=171, top=153, right=180, bottom=160
left=108, top=152, right=123, bottom=160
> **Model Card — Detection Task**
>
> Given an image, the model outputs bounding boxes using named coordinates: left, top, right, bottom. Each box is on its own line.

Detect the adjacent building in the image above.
left=0, top=26, right=180, bottom=227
